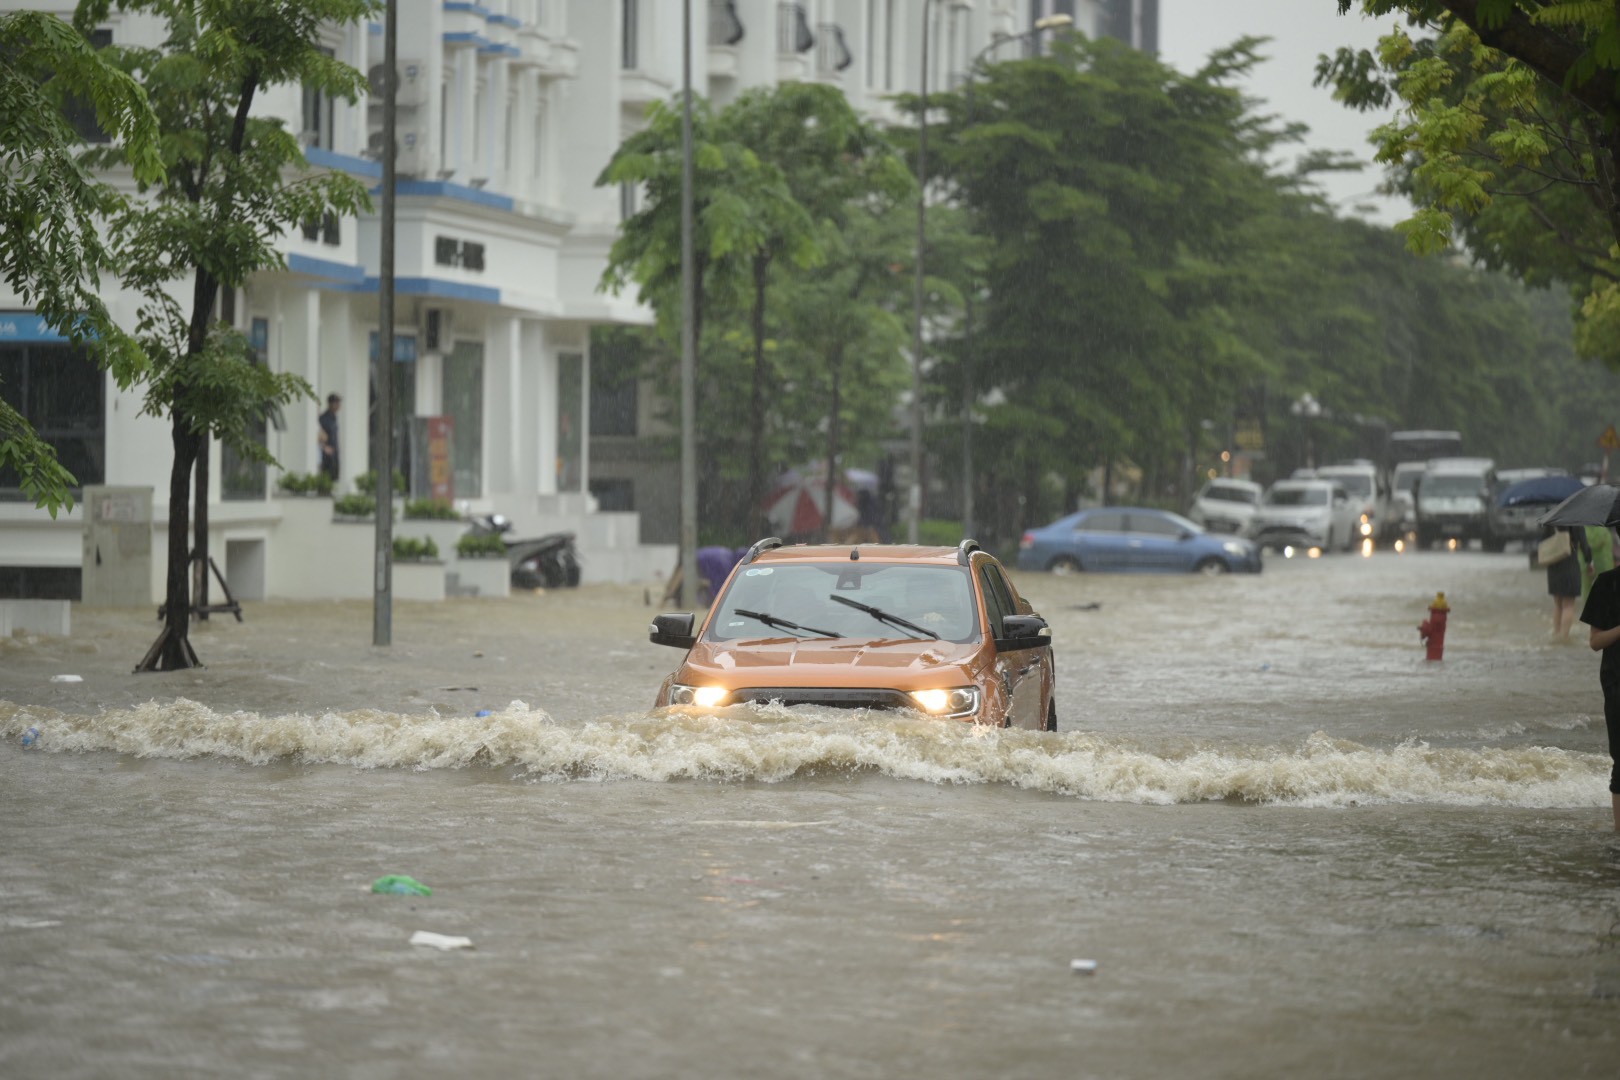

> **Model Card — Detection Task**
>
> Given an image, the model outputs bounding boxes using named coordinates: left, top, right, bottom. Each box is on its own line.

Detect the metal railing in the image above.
left=815, top=23, right=852, bottom=74
left=709, top=0, right=744, bottom=46
left=777, top=2, right=814, bottom=55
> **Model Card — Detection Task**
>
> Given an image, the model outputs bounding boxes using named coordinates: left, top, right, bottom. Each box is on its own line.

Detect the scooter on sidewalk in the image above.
left=467, top=514, right=581, bottom=589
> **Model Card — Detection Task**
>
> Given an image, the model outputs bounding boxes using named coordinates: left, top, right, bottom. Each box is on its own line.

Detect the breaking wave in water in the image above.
left=1, top=698, right=1608, bottom=809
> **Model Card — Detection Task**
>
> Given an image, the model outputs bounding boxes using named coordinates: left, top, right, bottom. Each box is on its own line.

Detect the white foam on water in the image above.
left=1, top=699, right=1609, bottom=808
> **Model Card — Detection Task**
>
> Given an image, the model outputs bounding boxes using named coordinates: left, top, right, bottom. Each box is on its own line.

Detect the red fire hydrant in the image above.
left=1418, top=592, right=1450, bottom=661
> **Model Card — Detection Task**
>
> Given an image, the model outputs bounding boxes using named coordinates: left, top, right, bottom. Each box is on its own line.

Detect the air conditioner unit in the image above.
left=422, top=307, right=452, bottom=352
left=366, top=126, right=430, bottom=177
left=367, top=59, right=429, bottom=108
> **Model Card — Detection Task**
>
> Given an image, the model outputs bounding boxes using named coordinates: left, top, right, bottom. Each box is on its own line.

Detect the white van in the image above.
left=1415, top=457, right=1496, bottom=548
left=1248, top=479, right=1362, bottom=552
left=1315, top=462, right=1392, bottom=543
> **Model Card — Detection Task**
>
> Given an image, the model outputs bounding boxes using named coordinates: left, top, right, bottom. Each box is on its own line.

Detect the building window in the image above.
left=590, top=365, right=637, bottom=438
left=557, top=351, right=584, bottom=493
left=444, top=340, right=484, bottom=498
left=221, top=318, right=271, bottom=501
left=622, top=0, right=640, bottom=69
left=589, top=478, right=634, bottom=512
left=63, top=28, right=114, bottom=143
left=0, top=334, right=104, bottom=499
left=302, top=46, right=337, bottom=150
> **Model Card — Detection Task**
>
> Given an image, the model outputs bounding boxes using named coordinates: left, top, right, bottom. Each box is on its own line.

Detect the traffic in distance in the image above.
left=1014, top=429, right=1593, bottom=574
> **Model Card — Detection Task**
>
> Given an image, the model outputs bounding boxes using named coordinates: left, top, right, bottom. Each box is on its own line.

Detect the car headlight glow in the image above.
left=669, top=683, right=729, bottom=708
left=909, top=686, right=981, bottom=717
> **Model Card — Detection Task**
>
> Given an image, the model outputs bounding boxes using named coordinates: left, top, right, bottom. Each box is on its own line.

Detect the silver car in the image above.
left=1187, top=478, right=1263, bottom=536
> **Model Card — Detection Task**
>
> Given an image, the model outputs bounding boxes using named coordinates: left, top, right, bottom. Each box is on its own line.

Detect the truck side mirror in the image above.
left=649, top=612, right=697, bottom=649
left=995, top=614, right=1051, bottom=652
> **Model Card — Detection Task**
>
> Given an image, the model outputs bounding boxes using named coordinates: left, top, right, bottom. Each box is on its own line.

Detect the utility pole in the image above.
left=910, top=0, right=937, bottom=544
left=373, top=0, right=397, bottom=646
left=679, top=0, right=699, bottom=606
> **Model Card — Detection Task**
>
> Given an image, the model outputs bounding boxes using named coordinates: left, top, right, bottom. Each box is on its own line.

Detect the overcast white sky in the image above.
left=1157, top=0, right=1410, bottom=223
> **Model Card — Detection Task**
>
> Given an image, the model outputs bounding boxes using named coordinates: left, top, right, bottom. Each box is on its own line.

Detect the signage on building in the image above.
left=426, top=416, right=454, bottom=502
left=434, top=236, right=486, bottom=272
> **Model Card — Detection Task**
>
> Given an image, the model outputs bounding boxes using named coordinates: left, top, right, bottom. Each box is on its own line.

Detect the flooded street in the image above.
left=2, top=550, right=1618, bottom=1078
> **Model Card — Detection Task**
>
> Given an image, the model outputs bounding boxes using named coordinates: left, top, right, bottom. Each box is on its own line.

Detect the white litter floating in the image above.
left=50, top=674, right=83, bottom=683
left=1070, top=958, right=1098, bottom=974
left=410, top=930, right=473, bottom=951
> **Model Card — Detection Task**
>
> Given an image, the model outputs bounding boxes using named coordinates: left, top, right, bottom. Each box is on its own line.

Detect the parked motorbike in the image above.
left=467, top=514, right=582, bottom=589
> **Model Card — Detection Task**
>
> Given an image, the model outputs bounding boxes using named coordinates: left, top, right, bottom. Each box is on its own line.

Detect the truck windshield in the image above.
left=1203, top=485, right=1258, bottom=505
left=707, top=563, right=981, bottom=644
left=1422, top=475, right=1487, bottom=498
left=1320, top=474, right=1372, bottom=497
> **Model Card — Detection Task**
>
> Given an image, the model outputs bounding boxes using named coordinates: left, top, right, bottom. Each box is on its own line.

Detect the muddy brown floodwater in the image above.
left=2, top=550, right=1618, bottom=1078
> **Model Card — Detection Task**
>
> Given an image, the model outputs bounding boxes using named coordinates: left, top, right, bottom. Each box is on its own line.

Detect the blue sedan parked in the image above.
left=1016, top=507, right=1263, bottom=575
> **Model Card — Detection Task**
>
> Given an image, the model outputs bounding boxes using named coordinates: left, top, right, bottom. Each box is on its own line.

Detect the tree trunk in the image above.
left=744, top=252, right=771, bottom=539
left=136, top=412, right=201, bottom=671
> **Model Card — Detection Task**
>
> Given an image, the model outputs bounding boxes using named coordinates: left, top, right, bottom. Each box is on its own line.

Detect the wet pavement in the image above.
left=1, top=549, right=1617, bottom=1078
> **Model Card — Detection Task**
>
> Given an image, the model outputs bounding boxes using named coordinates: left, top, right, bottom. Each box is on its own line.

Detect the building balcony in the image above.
left=814, top=23, right=852, bottom=81
left=709, top=0, right=744, bottom=47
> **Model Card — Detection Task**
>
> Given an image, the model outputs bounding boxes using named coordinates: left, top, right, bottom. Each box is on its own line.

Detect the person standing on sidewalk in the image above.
left=1578, top=561, right=1620, bottom=832
left=317, top=393, right=341, bottom=483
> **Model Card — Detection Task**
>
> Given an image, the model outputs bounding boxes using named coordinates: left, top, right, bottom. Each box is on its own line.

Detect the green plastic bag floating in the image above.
left=371, top=875, right=432, bottom=897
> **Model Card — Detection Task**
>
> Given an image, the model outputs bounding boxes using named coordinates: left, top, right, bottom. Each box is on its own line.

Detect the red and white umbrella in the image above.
left=762, top=470, right=860, bottom=535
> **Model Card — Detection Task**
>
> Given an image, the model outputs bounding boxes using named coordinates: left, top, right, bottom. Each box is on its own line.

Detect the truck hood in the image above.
left=680, top=637, right=985, bottom=689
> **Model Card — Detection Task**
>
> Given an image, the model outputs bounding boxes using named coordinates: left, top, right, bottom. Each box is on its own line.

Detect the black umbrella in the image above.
left=1537, top=484, right=1620, bottom=528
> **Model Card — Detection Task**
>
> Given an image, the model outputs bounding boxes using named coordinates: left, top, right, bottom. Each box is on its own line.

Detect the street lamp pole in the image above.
left=909, top=0, right=939, bottom=544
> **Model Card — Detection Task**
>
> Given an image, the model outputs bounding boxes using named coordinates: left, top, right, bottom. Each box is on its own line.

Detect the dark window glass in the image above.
left=435, top=236, right=460, bottom=265
left=1078, top=509, right=1127, bottom=532
left=590, top=364, right=637, bottom=437
left=977, top=564, right=1007, bottom=637
left=222, top=318, right=269, bottom=501
left=1129, top=513, right=1183, bottom=537
left=0, top=338, right=104, bottom=497
left=62, top=29, right=113, bottom=143
left=461, top=243, right=484, bottom=272
left=301, top=46, right=336, bottom=150
left=590, top=478, right=634, bottom=512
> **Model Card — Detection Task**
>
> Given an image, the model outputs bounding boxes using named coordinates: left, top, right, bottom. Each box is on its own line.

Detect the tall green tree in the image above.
left=1320, top=1, right=1620, bottom=360
left=720, top=82, right=911, bottom=535
left=0, top=11, right=160, bottom=513
left=928, top=36, right=1292, bottom=525
left=79, top=0, right=374, bottom=670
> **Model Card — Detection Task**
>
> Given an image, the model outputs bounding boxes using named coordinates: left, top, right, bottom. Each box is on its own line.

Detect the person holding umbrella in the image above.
left=1545, top=483, right=1620, bottom=830
left=1579, top=562, right=1620, bottom=833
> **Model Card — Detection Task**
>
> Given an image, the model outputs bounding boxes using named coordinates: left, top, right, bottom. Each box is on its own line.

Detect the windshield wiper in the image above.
left=827, top=594, right=939, bottom=640
left=733, top=609, right=841, bottom=639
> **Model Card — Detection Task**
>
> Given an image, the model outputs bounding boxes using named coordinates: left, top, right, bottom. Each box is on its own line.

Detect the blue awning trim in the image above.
left=329, top=276, right=502, bottom=305
left=0, top=313, right=69, bottom=343
left=370, top=178, right=515, bottom=212
left=305, top=147, right=382, bottom=180
left=479, top=43, right=521, bottom=57
left=487, top=13, right=521, bottom=27
left=444, top=1, right=492, bottom=15
left=444, top=31, right=490, bottom=47
left=287, top=253, right=368, bottom=284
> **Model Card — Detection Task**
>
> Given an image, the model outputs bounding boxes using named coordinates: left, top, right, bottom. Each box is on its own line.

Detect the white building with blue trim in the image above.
left=0, top=0, right=1153, bottom=602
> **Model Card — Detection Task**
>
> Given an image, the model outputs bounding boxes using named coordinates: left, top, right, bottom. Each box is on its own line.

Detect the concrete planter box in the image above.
left=402, top=518, right=470, bottom=557
left=448, top=556, right=510, bottom=598
left=393, top=560, right=446, bottom=602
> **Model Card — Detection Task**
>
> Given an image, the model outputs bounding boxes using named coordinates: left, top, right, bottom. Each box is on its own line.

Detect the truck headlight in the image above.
left=669, top=684, right=729, bottom=708
left=909, top=687, right=981, bottom=718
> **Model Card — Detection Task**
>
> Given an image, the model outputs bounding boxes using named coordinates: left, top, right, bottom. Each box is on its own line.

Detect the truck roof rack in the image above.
left=741, top=537, right=784, bottom=564
left=957, top=539, right=981, bottom=565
